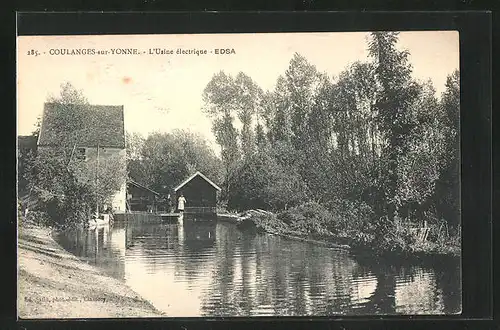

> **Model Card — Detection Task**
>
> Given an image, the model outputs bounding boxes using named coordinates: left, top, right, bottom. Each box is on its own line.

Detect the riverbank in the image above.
left=219, top=213, right=351, bottom=251
left=218, top=210, right=460, bottom=264
left=18, top=223, right=165, bottom=318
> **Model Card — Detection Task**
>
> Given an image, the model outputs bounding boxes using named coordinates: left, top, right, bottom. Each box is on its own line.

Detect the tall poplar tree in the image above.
left=202, top=72, right=241, bottom=196
left=368, top=32, right=420, bottom=219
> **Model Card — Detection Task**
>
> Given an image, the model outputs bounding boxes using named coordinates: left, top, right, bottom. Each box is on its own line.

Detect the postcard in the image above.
left=17, top=31, right=461, bottom=318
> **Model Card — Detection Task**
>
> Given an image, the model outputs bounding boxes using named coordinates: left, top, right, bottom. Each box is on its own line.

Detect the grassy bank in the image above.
left=228, top=203, right=460, bottom=263
left=18, top=222, right=165, bottom=318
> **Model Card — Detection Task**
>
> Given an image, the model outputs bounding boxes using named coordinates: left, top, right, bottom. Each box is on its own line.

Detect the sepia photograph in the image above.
left=17, top=31, right=461, bottom=318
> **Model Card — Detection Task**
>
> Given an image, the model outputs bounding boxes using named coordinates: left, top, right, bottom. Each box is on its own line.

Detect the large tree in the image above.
left=284, top=53, right=321, bottom=151
left=199, top=42, right=460, bottom=239
left=133, top=130, right=223, bottom=196
left=368, top=32, right=421, bottom=219
left=227, top=145, right=307, bottom=212
left=266, top=75, right=292, bottom=144
left=234, top=72, right=263, bottom=158
left=126, top=131, right=150, bottom=186
left=393, top=80, right=446, bottom=223
left=202, top=72, right=241, bottom=196
left=434, top=70, right=460, bottom=229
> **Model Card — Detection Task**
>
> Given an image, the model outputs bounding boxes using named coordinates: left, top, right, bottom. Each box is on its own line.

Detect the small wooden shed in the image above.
left=174, top=171, right=221, bottom=215
left=127, top=179, right=160, bottom=213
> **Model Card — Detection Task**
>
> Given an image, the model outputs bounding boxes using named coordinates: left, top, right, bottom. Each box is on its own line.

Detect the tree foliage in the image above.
left=128, top=130, right=223, bottom=196
left=201, top=33, right=460, bottom=237
left=368, top=32, right=421, bottom=217
left=227, top=144, right=307, bottom=212
left=434, top=70, right=460, bottom=229
left=17, top=135, right=38, bottom=195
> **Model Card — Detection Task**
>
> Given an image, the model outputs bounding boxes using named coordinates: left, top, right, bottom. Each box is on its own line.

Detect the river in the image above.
left=54, top=214, right=461, bottom=317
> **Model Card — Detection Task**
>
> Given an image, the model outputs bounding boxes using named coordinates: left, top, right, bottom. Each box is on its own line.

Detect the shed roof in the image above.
left=174, top=171, right=221, bottom=192
left=37, top=103, right=125, bottom=148
left=127, top=179, right=160, bottom=196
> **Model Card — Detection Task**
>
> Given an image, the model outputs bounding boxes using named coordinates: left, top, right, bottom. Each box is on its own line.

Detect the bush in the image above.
left=227, top=148, right=308, bottom=212
left=24, top=210, right=51, bottom=226
left=278, top=202, right=334, bottom=237
left=413, top=222, right=461, bottom=257
left=61, top=174, right=95, bottom=227
left=324, top=199, right=417, bottom=254
left=29, top=167, right=96, bottom=229
left=325, top=199, right=375, bottom=238
left=250, top=213, right=290, bottom=234
left=361, top=215, right=418, bottom=255
left=30, top=146, right=118, bottom=228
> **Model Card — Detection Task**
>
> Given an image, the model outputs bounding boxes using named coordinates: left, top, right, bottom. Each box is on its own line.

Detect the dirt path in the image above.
left=17, top=224, right=165, bottom=319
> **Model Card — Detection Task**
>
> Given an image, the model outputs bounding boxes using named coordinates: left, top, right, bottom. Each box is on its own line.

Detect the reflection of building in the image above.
left=110, top=227, right=126, bottom=258
left=127, top=179, right=160, bottom=212
left=37, top=102, right=126, bottom=211
left=174, top=171, right=221, bottom=215
left=180, top=220, right=216, bottom=251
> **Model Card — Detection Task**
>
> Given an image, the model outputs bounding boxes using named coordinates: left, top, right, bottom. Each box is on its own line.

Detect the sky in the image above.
left=17, top=31, right=459, bottom=152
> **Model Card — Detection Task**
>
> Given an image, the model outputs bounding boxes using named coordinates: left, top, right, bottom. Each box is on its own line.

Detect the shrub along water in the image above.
left=23, top=161, right=97, bottom=230
left=243, top=201, right=461, bottom=260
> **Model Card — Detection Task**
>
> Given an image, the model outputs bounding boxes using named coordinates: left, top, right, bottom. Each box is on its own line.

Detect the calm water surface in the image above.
left=55, top=215, right=461, bottom=317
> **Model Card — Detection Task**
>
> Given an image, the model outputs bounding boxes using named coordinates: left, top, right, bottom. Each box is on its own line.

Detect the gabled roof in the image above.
left=174, top=171, right=221, bottom=192
left=37, top=102, right=125, bottom=148
left=127, top=179, right=160, bottom=196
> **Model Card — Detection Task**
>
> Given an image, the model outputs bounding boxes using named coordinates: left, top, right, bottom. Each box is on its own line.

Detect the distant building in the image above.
left=174, top=171, right=221, bottom=215
left=127, top=179, right=160, bottom=213
left=37, top=102, right=127, bottom=212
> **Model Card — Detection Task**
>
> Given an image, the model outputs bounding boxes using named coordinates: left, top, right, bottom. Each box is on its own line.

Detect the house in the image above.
left=127, top=179, right=161, bottom=213
left=37, top=102, right=127, bottom=212
left=174, top=171, right=221, bottom=215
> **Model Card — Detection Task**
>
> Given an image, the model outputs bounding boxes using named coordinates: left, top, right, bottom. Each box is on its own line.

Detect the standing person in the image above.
left=177, top=193, right=186, bottom=213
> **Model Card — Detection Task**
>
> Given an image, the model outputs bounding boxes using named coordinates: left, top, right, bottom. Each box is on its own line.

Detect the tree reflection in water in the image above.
left=55, top=224, right=126, bottom=281
left=199, top=223, right=460, bottom=316
left=200, top=225, right=362, bottom=316
left=55, top=217, right=461, bottom=316
left=434, top=262, right=461, bottom=314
